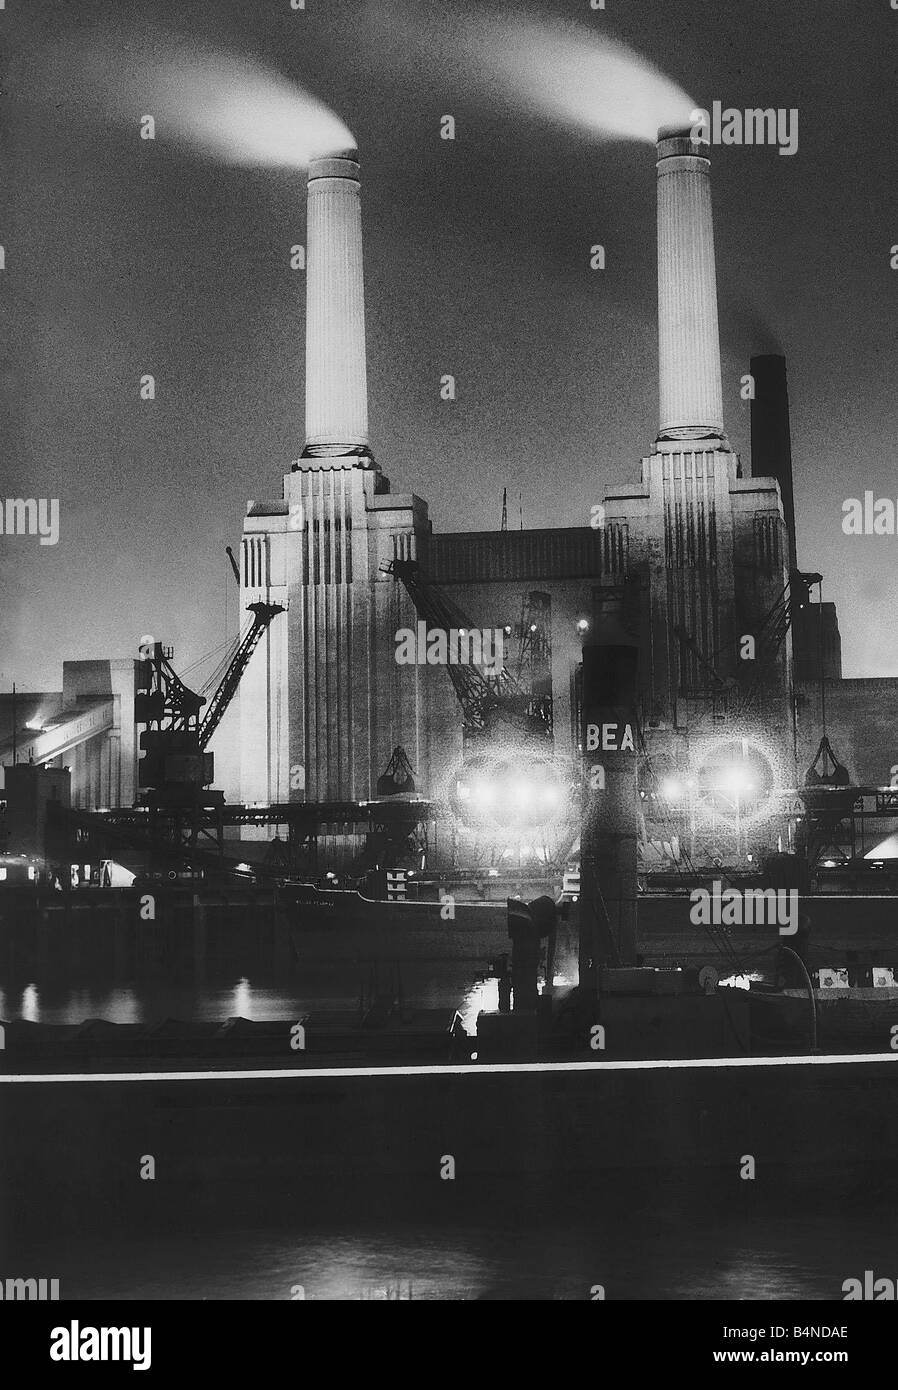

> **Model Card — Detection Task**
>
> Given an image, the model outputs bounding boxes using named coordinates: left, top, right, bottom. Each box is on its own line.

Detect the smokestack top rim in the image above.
left=656, top=125, right=711, bottom=162
left=307, top=148, right=361, bottom=181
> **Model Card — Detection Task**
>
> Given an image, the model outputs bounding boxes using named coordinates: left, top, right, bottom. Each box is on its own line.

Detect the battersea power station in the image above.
left=235, top=129, right=823, bottom=869
left=4, top=127, right=876, bottom=880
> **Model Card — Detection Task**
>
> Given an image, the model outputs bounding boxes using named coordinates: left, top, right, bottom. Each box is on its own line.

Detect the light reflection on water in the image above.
left=6, top=970, right=898, bottom=1300
left=0, top=966, right=498, bottom=1032
left=17, top=1209, right=897, bottom=1301
left=19, top=982, right=40, bottom=1022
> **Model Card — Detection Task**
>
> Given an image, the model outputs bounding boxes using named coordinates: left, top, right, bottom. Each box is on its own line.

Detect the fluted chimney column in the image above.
left=656, top=128, right=726, bottom=447
left=302, top=149, right=371, bottom=460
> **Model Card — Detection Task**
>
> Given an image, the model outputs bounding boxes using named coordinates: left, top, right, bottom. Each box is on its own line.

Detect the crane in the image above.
left=513, top=591, right=554, bottom=737
left=730, top=570, right=821, bottom=724
left=136, top=601, right=284, bottom=794
left=671, top=571, right=821, bottom=729
left=383, top=558, right=552, bottom=744
left=199, top=603, right=284, bottom=747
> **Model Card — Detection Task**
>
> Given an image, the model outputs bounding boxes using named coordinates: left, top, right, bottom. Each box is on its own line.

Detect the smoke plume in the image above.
left=363, top=2, right=696, bottom=144
left=32, top=29, right=354, bottom=168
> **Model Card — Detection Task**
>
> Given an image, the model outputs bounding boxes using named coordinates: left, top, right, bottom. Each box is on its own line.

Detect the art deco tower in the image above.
left=598, top=128, right=790, bottom=739
left=238, top=148, right=432, bottom=812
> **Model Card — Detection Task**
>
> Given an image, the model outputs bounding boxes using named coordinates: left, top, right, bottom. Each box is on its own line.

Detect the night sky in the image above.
left=2, top=0, right=897, bottom=697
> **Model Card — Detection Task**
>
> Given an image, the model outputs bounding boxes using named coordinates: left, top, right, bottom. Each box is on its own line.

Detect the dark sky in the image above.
left=2, top=0, right=897, bottom=694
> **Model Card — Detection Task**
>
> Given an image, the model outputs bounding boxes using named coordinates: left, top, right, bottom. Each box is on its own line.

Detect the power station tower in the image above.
left=238, top=150, right=437, bottom=812
left=601, top=129, right=792, bottom=747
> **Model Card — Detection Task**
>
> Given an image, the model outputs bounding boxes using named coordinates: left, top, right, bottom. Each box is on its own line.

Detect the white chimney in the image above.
left=302, top=149, right=371, bottom=459
left=655, top=128, right=726, bottom=447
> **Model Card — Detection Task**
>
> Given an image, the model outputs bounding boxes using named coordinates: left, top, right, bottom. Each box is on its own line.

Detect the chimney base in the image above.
left=656, top=430, right=730, bottom=452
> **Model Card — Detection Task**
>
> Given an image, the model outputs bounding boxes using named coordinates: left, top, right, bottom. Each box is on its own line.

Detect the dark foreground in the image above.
left=3, top=1057, right=898, bottom=1300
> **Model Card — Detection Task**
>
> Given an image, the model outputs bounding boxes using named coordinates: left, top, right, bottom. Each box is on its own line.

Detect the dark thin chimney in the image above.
left=750, top=354, right=797, bottom=572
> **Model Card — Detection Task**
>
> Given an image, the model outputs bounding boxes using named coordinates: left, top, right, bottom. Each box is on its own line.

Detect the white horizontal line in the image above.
left=2, top=1052, right=898, bottom=1084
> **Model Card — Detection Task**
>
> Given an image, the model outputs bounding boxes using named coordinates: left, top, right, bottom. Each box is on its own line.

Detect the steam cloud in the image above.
left=364, top=3, right=696, bottom=145
left=35, top=30, right=355, bottom=168
left=482, top=15, right=697, bottom=144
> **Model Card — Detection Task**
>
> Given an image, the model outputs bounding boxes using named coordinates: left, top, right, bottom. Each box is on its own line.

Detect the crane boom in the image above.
left=198, top=601, right=284, bottom=747
left=137, top=601, right=284, bottom=793
left=731, top=570, right=820, bottom=722
left=384, top=558, right=550, bottom=741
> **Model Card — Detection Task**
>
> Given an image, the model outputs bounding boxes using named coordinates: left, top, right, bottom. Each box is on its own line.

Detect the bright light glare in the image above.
left=660, top=777, right=683, bottom=801
left=718, top=765, right=755, bottom=796
left=512, top=781, right=533, bottom=805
